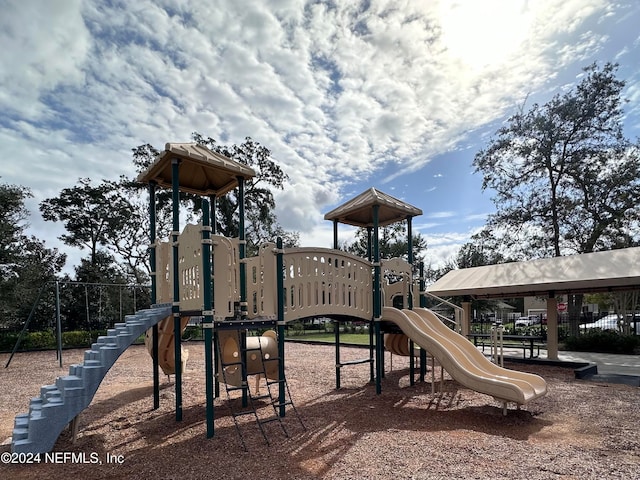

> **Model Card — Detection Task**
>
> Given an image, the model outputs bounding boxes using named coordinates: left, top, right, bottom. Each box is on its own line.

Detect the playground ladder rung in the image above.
left=339, top=358, right=373, bottom=367
left=251, top=394, right=271, bottom=401
left=271, top=401, right=293, bottom=408
left=232, top=410, right=258, bottom=418
left=266, top=379, right=286, bottom=386
left=226, top=385, right=249, bottom=393
left=258, top=416, right=281, bottom=425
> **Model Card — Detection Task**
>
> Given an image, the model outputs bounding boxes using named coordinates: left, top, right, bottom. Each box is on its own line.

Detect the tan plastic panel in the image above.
left=246, top=242, right=277, bottom=319
left=178, top=223, right=203, bottom=311
left=282, top=248, right=373, bottom=322
left=212, top=235, right=239, bottom=319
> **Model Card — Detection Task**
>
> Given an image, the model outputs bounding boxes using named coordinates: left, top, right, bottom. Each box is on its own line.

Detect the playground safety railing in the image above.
left=280, top=247, right=373, bottom=322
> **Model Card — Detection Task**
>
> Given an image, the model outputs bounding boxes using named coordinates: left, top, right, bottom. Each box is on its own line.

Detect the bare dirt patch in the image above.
left=1, top=343, right=639, bottom=479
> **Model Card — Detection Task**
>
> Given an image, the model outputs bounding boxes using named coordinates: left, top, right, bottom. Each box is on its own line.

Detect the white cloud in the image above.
left=0, top=0, right=90, bottom=120
left=1, top=0, right=636, bottom=274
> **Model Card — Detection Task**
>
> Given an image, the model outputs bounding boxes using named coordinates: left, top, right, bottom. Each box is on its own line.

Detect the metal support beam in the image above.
left=149, top=181, right=160, bottom=410
left=202, top=199, right=214, bottom=438
left=373, top=205, right=382, bottom=394
left=276, top=237, right=286, bottom=416
left=171, top=159, right=183, bottom=422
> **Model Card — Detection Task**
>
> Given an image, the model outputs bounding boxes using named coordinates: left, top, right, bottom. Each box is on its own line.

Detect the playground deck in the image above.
left=2, top=343, right=639, bottom=479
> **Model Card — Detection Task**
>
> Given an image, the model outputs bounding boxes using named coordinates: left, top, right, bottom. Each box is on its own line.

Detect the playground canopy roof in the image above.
left=137, top=143, right=255, bottom=196
left=426, top=247, right=640, bottom=299
left=323, top=187, right=423, bottom=227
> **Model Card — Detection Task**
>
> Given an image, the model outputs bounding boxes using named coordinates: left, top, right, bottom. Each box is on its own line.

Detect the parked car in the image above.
left=515, top=315, right=540, bottom=327
left=581, top=314, right=621, bottom=331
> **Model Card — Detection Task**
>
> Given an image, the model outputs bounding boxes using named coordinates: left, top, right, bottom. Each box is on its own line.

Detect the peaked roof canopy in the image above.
left=137, top=143, right=255, bottom=196
left=324, top=187, right=423, bottom=227
left=427, top=247, right=640, bottom=299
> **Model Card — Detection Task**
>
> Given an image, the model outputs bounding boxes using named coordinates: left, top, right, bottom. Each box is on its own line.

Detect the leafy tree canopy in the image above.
left=345, top=222, right=428, bottom=262
left=474, top=62, right=640, bottom=259
left=40, top=178, right=134, bottom=266
left=0, top=181, right=65, bottom=329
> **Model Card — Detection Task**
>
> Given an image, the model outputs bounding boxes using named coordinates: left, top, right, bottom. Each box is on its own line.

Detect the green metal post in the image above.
left=419, top=261, right=427, bottom=381
left=276, top=237, right=286, bottom=416
left=367, top=226, right=374, bottom=382
left=171, top=159, right=183, bottom=422
left=210, top=194, right=220, bottom=399
left=149, top=181, right=160, bottom=410
left=373, top=205, right=382, bottom=394
left=407, top=216, right=414, bottom=310
left=202, top=199, right=214, bottom=438
left=238, top=177, right=247, bottom=319
left=332, top=220, right=344, bottom=388
left=237, top=176, right=248, bottom=406
left=335, top=319, right=341, bottom=389
left=407, top=216, right=415, bottom=385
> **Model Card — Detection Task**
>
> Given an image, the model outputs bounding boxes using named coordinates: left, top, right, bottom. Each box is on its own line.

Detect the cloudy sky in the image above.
left=2, top=0, right=640, bottom=273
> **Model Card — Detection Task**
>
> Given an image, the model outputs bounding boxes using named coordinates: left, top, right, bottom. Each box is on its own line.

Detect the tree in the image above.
left=0, top=181, right=65, bottom=330
left=345, top=222, right=428, bottom=262
left=473, top=62, right=640, bottom=333
left=0, top=181, right=31, bottom=279
left=474, top=62, right=639, bottom=257
left=435, top=235, right=518, bottom=323
left=40, top=178, right=134, bottom=267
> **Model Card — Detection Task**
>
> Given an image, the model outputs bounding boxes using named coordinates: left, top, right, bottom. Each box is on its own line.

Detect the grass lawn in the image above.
left=286, top=331, right=371, bottom=345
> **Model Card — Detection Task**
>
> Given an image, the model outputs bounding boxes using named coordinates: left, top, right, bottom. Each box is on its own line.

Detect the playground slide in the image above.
left=412, top=308, right=547, bottom=398
left=145, top=316, right=191, bottom=375
left=382, top=307, right=547, bottom=405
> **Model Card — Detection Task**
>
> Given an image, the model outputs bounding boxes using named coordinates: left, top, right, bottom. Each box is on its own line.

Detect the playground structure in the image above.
left=11, top=143, right=547, bottom=454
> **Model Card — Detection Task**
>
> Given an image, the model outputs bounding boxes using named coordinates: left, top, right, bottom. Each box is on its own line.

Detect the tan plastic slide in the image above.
left=145, top=316, right=191, bottom=375
left=382, top=307, right=547, bottom=406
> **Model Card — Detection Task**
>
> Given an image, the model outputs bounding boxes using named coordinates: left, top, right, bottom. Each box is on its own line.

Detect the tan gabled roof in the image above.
left=137, top=143, right=255, bottom=196
left=427, top=247, right=640, bottom=298
left=324, top=187, right=423, bottom=227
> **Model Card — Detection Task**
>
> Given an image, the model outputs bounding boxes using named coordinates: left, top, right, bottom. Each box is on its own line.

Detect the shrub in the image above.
left=182, top=326, right=202, bottom=341
left=0, top=332, right=20, bottom=351
left=288, top=321, right=304, bottom=336
left=23, top=331, right=56, bottom=349
left=564, top=329, right=640, bottom=354
left=62, top=330, right=92, bottom=347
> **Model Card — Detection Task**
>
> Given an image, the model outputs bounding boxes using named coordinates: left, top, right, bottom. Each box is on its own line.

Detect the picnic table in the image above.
left=467, top=333, right=544, bottom=359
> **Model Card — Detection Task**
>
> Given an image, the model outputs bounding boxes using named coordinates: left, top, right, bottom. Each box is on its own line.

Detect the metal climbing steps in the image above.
left=10, top=304, right=173, bottom=454
left=261, top=352, right=305, bottom=432
left=216, top=331, right=304, bottom=451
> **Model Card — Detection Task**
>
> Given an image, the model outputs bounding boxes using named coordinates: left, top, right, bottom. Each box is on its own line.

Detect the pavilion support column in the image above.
left=461, top=300, right=471, bottom=337
left=546, top=295, right=559, bottom=360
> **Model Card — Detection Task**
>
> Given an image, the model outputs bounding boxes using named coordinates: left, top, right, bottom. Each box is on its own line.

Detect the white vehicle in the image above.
left=515, top=315, right=539, bottom=327
left=581, top=314, right=621, bottom=331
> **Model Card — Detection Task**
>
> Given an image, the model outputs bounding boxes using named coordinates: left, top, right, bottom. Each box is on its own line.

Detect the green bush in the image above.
left=564, top=329, right=640, bottom=354
left=288, top=321, right=304, bottom=336
left=23, top=331, right=56, bottom=349
left=62, top=330, right=92, bottom=347
left=0, top=332, right=20, bottom=351
left=182, top=326, right=202, bottom=341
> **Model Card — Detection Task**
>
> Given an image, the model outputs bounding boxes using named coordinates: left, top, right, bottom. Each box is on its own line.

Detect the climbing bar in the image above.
left=337, top=358, right=374, bottom=368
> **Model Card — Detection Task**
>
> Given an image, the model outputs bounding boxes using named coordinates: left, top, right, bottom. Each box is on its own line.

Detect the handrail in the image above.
left=421, top=291, right=464, bottom=332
